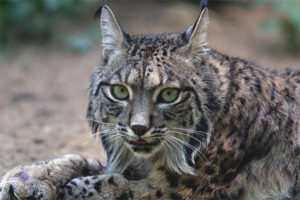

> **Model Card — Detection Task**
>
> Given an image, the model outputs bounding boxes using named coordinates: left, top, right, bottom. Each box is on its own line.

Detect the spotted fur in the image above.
left=1, top=2, right=299, bottom=200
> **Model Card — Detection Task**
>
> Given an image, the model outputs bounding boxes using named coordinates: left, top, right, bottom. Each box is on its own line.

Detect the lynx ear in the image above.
left=100, top=5, right=129, bottom=63
left=184, top=8, right=209, bottom=61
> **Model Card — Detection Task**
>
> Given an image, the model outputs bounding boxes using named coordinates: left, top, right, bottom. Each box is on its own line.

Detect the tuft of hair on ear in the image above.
left=200, top=0, right=208, bottom=11
left=94, top=6, right=103, bottom=20
left=93, top=0, right=109, bottom=20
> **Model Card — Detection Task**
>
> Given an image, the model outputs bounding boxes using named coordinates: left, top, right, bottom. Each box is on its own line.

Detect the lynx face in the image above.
left=88, top=6, right=219, bottom=174
left=97, top=52, right=197, bottom=157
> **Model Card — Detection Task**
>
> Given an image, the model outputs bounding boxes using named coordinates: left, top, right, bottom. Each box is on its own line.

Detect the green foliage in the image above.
left=256, top=0, right=300, bottom=52
left=0, top=0, right=98, bottom=51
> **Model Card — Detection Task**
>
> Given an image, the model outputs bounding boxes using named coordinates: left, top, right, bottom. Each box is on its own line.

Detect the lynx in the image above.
left=1, top=2, right=299, bottom=200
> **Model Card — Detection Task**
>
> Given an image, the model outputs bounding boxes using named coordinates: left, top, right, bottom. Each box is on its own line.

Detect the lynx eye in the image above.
left=158, top=88, right=179, bottom=103
left=111, top=85, right=129, bottom=100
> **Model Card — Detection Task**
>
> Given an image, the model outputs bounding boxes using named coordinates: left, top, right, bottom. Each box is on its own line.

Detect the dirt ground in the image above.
left=0, top=2, right=299, bottom=177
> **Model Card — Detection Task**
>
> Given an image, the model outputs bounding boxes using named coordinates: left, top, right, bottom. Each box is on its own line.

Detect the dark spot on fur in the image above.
left=116, top=194, right=127, bottom=200
left=170, top=192, right=183, bottom=200
left=189, top=114, right=194, bottom=126
left=88, top=192, right=93, bottom=197
left=232, top=81, right=240, bottom=91
left=197, top=117, right=209, bottom=133
left=204, top=166, right=215, bottom=175
left=237, top=188, right=245, bottom=198
left=182, top=178, right=197, bottom=191
left=84, top=180, right=90, bottom=185
left=210, top=176, right=219, bottom=184
left=239, top=143, right=245, bottom=150
left=82, top=188, right=87, bottom=194
left=165, top=171, right=179, bottom=187
left=231, top=188, right=245, bottom=199
left=70, top=181, right=77, bottom=186
left=170, top=47, right=177, bottom=52
left=94, top=180, right=102, bottom=192
left=238, top=97, right=246, bottom=105
left=65, top=185, right=73, bottom=195
left=243, top=76, right=250, bottom=82
left=219, top=191, right=229, bottom=199
left=205, top=93, right=221, bottom=112
left=206, top=186, right=213, bottom=193
left=232, top=139, right=237, bottom=145
left=156, top=189, right=163, bottom=198
left=294, top=146, right=300, bottom=156
left=108, top=176, right=117, bottom=186
left=162, top=49, right=167, bottom=56
left=212, top=66, right=220, bottom=74
left=131, top=46, right=137, bottom=56
left=222, top=171, right=236, bottom=183
left=157, top=166, right=165, bottom=171
left=191, top=78, right=197, bottom=85
left=254, top=78, right=262, bottom=93
left=82, top=167, right=92, bottom=176
left=117, top=192, right=132, bottom=200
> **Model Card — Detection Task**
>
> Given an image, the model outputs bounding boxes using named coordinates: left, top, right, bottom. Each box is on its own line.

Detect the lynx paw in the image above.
left=59, top=174, right=132, bottom=200
left=0, top=165, right=57, bottom=200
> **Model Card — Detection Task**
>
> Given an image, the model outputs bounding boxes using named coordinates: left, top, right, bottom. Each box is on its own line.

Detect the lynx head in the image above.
left=88, top=4, right=220, bottom=175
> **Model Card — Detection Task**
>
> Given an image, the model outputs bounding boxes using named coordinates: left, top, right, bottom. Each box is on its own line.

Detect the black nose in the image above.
left=131, top=124, right=149, bottom=137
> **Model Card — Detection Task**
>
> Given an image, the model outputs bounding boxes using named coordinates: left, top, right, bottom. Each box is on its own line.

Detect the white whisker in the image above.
left=86, top=118, right=116, bottom=126
left=167, top=134, right=208, bottom=161
left=169, top=127, right=209, bottom=135
left=169, top=131, right=207, bottom=145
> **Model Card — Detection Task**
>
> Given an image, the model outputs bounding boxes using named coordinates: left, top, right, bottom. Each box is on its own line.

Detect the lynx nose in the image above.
left=131, top=124, right=149, bottom=137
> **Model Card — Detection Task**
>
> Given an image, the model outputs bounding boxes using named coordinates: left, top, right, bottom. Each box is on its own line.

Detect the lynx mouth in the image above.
left=126, top=138, right=161, bottom=154
left=128, top=138, right=160, bottom=147
left=133, top=138, right=148, bottom=144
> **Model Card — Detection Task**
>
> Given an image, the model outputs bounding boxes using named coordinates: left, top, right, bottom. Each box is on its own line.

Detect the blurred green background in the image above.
left=1, top=0, right=300, bottom=55
left=0, top=0, right=100, bottom=54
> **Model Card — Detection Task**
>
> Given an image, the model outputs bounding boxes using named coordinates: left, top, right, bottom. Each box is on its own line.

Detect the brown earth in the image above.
left=0, top=2, right=299, bottom=177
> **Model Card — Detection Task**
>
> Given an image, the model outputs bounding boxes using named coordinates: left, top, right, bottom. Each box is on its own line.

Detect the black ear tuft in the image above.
left=94, top=0, right=109, bottom=20
left=94, top=6, right=103, bottom=20
left=200, top=0, right=208, bottom=11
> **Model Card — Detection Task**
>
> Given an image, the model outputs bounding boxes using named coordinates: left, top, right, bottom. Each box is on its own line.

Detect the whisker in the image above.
left=169, top=131, right=207, bottom=145
left=86, top=118, right=116, bottom=126
left=91, top=130, right=117, bottom=137
left=166, top=135, right=208, bottom=161
left=163, top=136, right=184, bottom=153
left=169, top=127, right=209, bottom=135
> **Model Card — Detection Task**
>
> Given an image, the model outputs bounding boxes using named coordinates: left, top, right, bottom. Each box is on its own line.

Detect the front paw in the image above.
left=59, top=174, right=132, bottom=200
left=0, top=164, right=57, bottom=200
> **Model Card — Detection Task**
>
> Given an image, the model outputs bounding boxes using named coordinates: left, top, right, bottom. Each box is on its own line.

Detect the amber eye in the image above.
left=111, top=85, right=129, bottom=100
left=157, top=88, right=179, bottom=103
